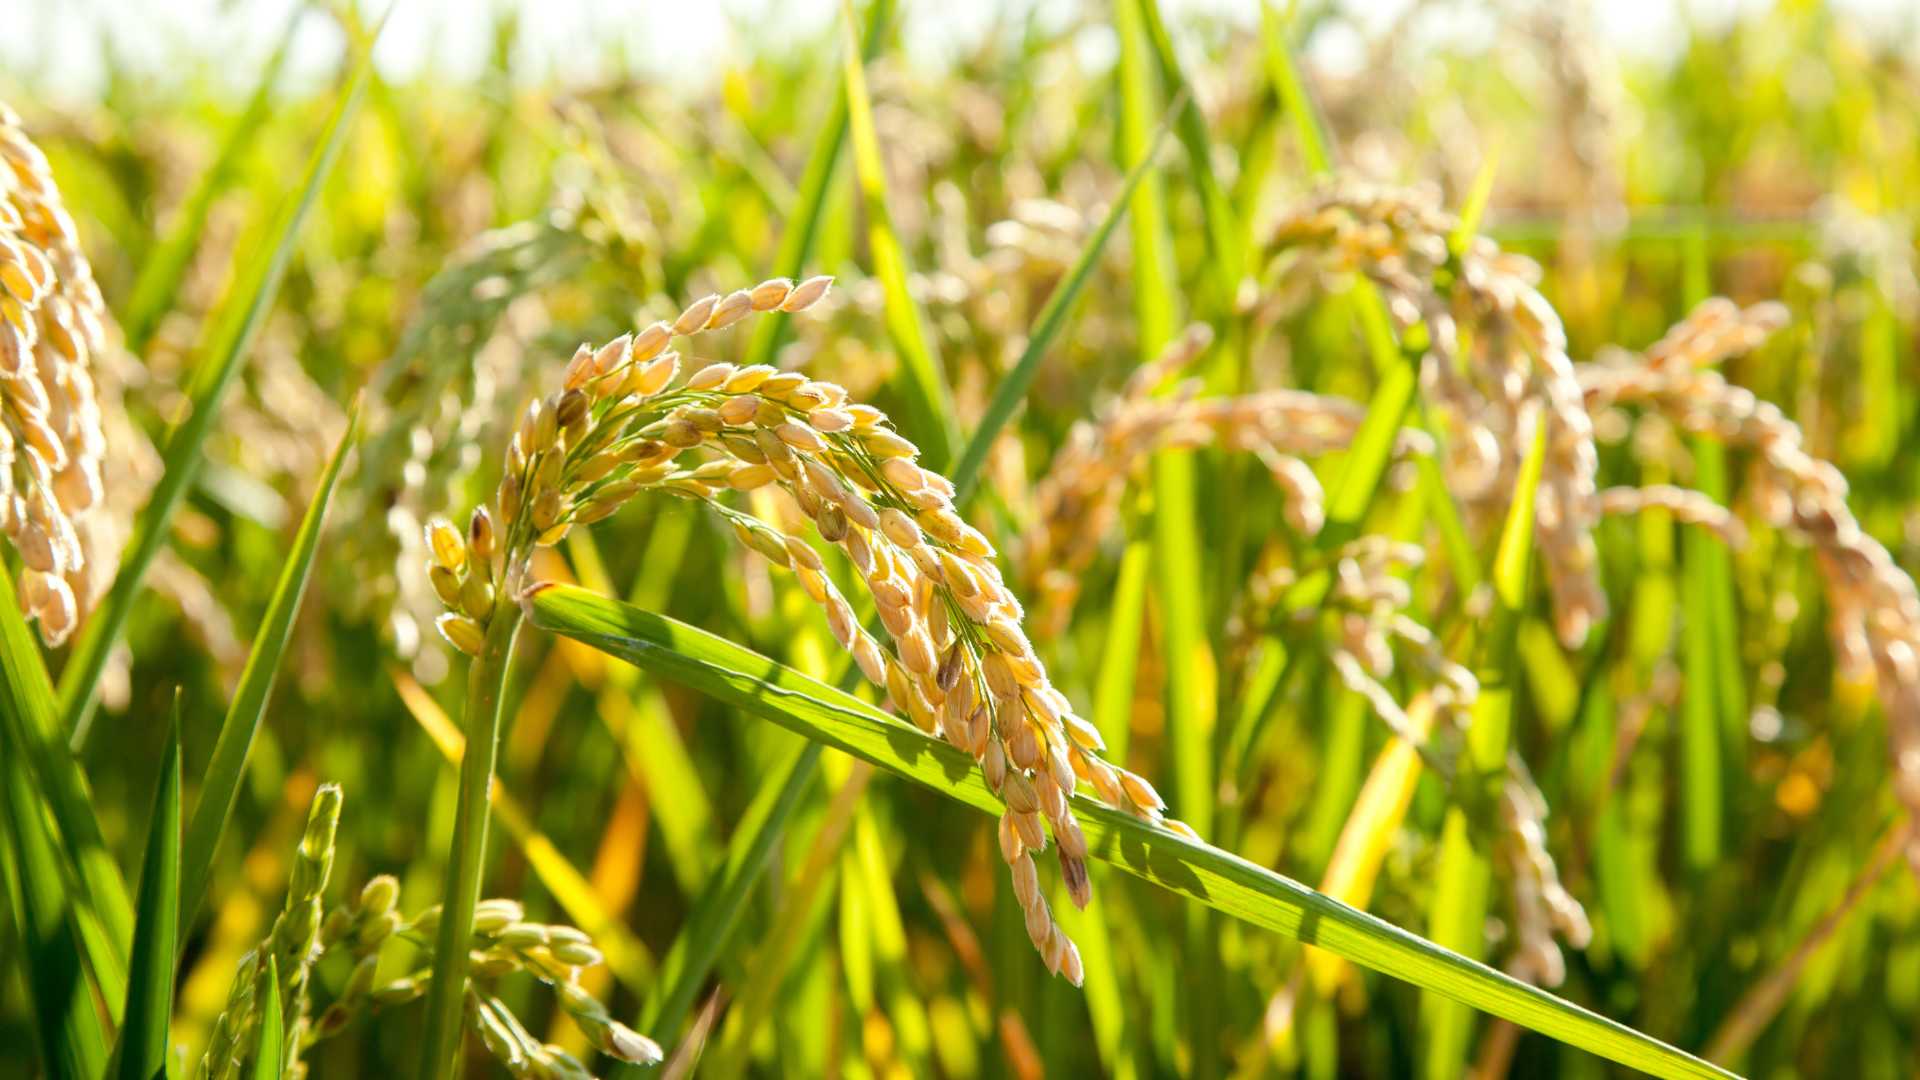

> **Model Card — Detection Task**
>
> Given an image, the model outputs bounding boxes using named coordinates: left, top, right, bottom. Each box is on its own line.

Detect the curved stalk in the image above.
left=417, top=601, right=524, bottom=1078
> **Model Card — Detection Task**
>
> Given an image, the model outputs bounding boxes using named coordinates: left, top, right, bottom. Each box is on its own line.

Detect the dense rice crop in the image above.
left=2, top=2, right=1918, bottom=1077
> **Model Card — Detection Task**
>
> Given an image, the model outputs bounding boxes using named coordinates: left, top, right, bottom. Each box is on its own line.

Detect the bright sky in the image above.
left=5, top=0, right=1915, bottom=104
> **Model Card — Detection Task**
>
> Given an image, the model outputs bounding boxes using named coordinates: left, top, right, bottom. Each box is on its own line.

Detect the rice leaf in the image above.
left=0, top=705, right=110, bottom=1079
left=179, top=401, right=360, bottom=938
left=635, top=738, right=821, bottom=1051
left=701, top=757, right=872, bottom=1076
left=950, top=105, right=1176, bottom=499
left=1133, top=0, right=1244, bottom=294
left=1258, top=2, right=1332, bottom=175
left=1308, top=696, right=1438, bottom=995
left=0, top=561, right=131, bottom=1016
left=529, top=583, right=1733, bottom=1080
left=849, top=806, right=934, bottom=1073
left=837, top=0, right=961, bottom=471
left=1678, top=225, right=1733, bottom=873
left=112, top=695, right=181, bottom=1080
left=1112, top=6, right=1224, bottom=1062
left=253, top=957, right=283, bottom=1080
left=120, top=5, right=304, bottom=353
left=60, top=12, right=386, bottom=745
left=740, top=0, right=889, bottom=371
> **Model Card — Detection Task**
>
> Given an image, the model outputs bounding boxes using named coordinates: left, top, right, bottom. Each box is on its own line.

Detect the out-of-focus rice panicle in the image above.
left=1581, top=299, right=1920, bottom=869
left=1265, top=179, right=1604, bottom=649
left=1019, top=322, right=1431, bottom=635
left=0, top=102, right=119, bottom=645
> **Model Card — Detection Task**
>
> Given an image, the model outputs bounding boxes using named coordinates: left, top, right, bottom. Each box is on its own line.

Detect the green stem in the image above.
left=418, top=601, right=524, bottom=1079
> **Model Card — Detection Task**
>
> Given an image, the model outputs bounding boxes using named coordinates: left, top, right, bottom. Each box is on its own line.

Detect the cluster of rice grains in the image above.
left=422, top=277, right=1188, bottom=985
left=1264, top=183, right=1920, bottom=950
left=1019, top=323, right=1438, bottom=636
left=1266, top=181, right=1611, bottom=650
left=201, top=786, right=657, bottom=1080
left=1583, top=299, right=1920, bottom=866
left=0, top=104, right=115, bottom=644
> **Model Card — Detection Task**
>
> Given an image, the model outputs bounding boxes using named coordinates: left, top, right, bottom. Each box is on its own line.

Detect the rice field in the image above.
left=2, top=2, right=1918, bottom=1077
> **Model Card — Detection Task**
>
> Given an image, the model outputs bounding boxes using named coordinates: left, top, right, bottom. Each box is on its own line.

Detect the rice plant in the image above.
left=2, top=2, right=1918, bottom=1077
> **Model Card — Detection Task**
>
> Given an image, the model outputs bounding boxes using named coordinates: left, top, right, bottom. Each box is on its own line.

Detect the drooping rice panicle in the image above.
left=1020, top=322, right=1432, bottom=635
left=1582, top=298, right=1920, bottom=869
left=1264, top=179, right=1607, bottom=649
left=424, top=277, right=1187, bottom=981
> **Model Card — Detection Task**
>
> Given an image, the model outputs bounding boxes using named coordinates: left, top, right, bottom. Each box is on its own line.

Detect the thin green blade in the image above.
left=837, top=0, right=960, bottom=471
left=1134, top=0, right=1244, bottom=295
left=120, top=6, right=304, bottom=353
left=1420, top=415, right=1548, bottom=1079
left=60, top=13, right=386, bottom=744
left=253, top=956, right=284, bottom=1080
left=179, top=402, right=361, bottom=937
left=0, top=561, right=131, bottom=1016
left=0, top=713, right=110, bottom=1078
left=740, top=0, right=889, bottom=371
left=634, top=738, right=821, bottom=1050
left=113, top=695, right=182, bottom=1080
left=950, top=105, right=1176, bottom=498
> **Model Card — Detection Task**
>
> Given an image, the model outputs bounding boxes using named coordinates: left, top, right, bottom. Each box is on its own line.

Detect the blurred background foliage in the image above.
left=3, top=0, right=1919, bottom=1076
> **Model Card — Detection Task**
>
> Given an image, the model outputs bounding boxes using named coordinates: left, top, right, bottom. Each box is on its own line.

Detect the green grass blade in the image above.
left=635, top=738, right=822, bottom=1050
left=60, top=15, right=385, bottom=745
left=1419, top=415, right=1547, bottom=1080
left=1092, top=540, right=1152, bottom=760
left=1678, top=226, right=1734, bottom=873
left=837, top=0, right=960, bottom=471
left=950, top=111, right=1174, bottom=499
left=529, top=583, right=1733, bottom=1080
left=179, top=403, right=360, bottom=937
left=253, top=956, right=283, bottom=1080
left=1116, top=0, right=1179, bottom=354
left=0, top=707, right=110, bottom=1078
left=740, top=0, right=888, bottom=371
left=0, top=562, right=131, bottom=1011
left=1111, top=9, right=1223, bottom=1061
left=1258, top=2, right=1332, bottom=174
left=120, top=5, right=303, bottom=354
left=702, top=757, right=872, bottom=1076
left=850, top=806, right=933, bottom=1073
left=1449, top=152, right=1502, bottom=259
left=113, top=695, right=182, bottom=1080
left=1134, top=0, right=1244, bottom=294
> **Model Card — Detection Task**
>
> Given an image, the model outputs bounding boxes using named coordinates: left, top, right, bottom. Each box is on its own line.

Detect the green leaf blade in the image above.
left=254, top=957, right=284, bottom=1080
left=0, top=562, right=132, bottom=1018
left=950, top=113, right=1172, bottom=499
left=529, top=583, right=1731, bottom=1080
left=114, top=696, right=183, bottom=1080
left=837, top=0, right=960, bottom=472
left=179, top=403, right=361, bottom=937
